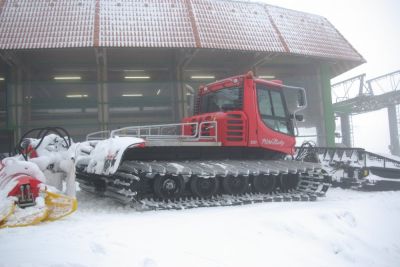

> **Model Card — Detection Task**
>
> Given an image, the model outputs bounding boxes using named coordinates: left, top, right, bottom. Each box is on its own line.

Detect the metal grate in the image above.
left=225, top=113, right=244, bottom=142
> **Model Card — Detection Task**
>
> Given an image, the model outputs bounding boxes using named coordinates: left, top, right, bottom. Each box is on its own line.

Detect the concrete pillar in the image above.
left=387, top=104, right=400, bottom=155
left=340, top=114, right=352, bottom=147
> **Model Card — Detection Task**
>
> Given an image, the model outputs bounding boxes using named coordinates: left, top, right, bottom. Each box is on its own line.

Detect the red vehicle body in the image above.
left=183, top=72, right=296, bottom=155
left=7, top=175, right=41, bottom=206
left=0, top=159, right=42, bottom=208
left=76, top=72, right=329, bottom=206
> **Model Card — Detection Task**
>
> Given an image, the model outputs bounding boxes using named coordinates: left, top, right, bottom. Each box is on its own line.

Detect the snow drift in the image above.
left=0, top=188, right=399, bottom=267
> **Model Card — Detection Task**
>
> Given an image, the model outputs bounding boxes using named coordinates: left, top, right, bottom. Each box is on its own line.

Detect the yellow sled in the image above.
left=0, top=199, right=16, bottom=225
left=45, top=191, right=77, bottom=221
left=0, top=191, right=77, bottom=228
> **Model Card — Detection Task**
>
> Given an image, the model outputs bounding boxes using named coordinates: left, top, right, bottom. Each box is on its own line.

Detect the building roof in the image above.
left=0, top=0, right=364, bottom=64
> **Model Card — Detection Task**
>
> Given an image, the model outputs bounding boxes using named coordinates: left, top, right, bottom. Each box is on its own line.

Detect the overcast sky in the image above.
left=253, top=0, right=400, bottom=153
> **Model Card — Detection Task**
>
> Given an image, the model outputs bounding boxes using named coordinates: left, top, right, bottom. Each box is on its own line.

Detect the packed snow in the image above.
left=0, top=188, right=399, bottom=267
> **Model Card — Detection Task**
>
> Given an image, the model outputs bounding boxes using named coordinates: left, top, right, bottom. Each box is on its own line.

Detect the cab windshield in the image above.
left=256, top=83, right=294, bottom=135
left=200, top=87, right=241, bottom=113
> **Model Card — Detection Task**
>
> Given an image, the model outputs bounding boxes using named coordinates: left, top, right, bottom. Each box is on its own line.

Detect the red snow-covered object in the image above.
left=0, top=127, right=78, bottom=228
left=6, top=175, right=41, bottom=207
left=0, top=158, right=45, bottom=199
left=0, top=159, right=42, bottom=208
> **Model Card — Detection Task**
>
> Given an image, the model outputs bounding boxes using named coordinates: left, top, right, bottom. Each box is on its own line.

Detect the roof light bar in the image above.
left=124, top=76, right=150, bottom=79
left=122, top=94, right=143, bottom=97
left=66, top=94, right=88, bottom=98
left=191, top=75, right=215, bottom=80
left=258, top=75, right=276, bottom=79
left=54, top=76, right=82, bottom=80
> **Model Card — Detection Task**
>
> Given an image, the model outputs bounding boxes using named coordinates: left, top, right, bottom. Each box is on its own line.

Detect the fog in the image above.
left=253, top=0, right=400, bottom=153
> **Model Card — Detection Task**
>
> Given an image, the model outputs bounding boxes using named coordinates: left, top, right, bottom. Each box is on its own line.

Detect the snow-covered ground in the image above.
left=1, top=188, right=400, bottom=267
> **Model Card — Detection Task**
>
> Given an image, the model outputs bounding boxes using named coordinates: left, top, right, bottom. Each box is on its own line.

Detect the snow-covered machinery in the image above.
left=296, top=145, right=400, bottom=190
left=0, top=127, right=77, bottom=227
left=76, top=72, right=331, bottom=210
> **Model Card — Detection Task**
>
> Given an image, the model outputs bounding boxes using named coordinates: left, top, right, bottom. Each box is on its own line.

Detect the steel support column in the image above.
left=177, top=67, right=187, bottom=118
left=95, top=48, right=109, bottom=132
left=320, top=64, right=336, bottom=146
left=340, top=114, right=352, bottom=147
left=175, top=49, right=197, bottom=120
left=5, top=66, right=23, bottom=143
left=170, top=65, right=179, bottom=121
left=387, top=104, right=400, bottom=155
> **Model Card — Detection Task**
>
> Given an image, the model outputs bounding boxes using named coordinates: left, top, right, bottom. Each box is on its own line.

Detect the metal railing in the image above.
left=86, top=130, right=111, bottom=141
left=332, top=70, right=400, bottom=103
left=85, top=121, right=218, bottom=142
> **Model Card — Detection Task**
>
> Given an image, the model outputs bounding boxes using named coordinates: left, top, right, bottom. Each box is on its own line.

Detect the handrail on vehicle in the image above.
left=106, top=121, right=218, bottom=142
left=86, top=130, right=111, bottom=141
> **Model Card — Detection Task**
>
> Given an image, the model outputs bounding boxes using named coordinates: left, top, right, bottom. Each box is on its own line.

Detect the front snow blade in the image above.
left=0, top=198, right=49, bottom=228
left=44, top=191, right=77, bottom=221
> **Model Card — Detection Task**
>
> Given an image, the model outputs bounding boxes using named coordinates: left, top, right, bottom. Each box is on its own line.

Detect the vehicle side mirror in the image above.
left=290, top=113, right=304, bottom=122
left=297, top=90, right=306, bottom=107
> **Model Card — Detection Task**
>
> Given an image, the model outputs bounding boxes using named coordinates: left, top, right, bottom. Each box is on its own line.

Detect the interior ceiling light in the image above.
left=258, top=75, right=275, bottom=79
left=156, top=89, right=161, bottom=95
left=124, top=76, right=150, bottom=79
left=0, top=77, right=4, bottom=81
left=191, top=75, right=215, bottom=80
left=66, top=94, right=88, bottom=98
left=122, top=94, right=143, bottom=97
left=54, top=76, right=82, bottom=80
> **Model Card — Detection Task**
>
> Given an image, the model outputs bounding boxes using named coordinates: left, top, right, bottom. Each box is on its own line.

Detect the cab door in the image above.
left=255, top=82, right=296, bottom=155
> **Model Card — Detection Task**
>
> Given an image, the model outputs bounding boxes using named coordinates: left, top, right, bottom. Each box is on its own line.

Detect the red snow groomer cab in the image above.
left=183, top=72, right=301, bottom=155
left=77, top=72, right=330, bottom=210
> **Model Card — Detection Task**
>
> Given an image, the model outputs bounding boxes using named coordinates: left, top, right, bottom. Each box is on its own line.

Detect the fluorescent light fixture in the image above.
left=124, top=76, right=150, bottom=79
left=258, top=75, right=275, bottom=79
left=191, top=75, right=215, bottom=80
left=66, top=94, right=88, bottom=98
left=124, top=69, right=145, bottom=72
left=122, top=94, right=143, bottom=97
left=0, top=77, right=4, bottom=81
left=54, top=76, right=82, bottom=80
left=186, top=93, right=192, bottom=96
left=156, top=89, right=161, bottom=95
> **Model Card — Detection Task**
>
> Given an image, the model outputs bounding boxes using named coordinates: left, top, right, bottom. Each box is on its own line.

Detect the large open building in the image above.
left=0, top=0, right=364, bottom=153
